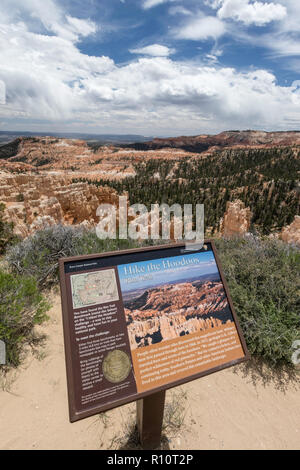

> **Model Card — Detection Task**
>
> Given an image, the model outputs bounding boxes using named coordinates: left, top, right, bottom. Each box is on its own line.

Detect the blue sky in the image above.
left=0, top=0, right=299, bottom=135
left=118, top=251, right=219, bottom=293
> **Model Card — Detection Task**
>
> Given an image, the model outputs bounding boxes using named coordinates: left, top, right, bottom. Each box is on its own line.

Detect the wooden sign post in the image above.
left=137, top=390, right=166, bottom=449
left=59, top=241, right=249, bottom=449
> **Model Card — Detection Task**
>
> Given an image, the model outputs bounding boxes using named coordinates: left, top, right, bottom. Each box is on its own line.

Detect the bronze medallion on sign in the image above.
left=102, top=349, right=131, bottom=383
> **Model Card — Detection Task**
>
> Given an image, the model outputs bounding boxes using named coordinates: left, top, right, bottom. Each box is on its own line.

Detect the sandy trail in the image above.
left=0, top=294, right=299, bottom=450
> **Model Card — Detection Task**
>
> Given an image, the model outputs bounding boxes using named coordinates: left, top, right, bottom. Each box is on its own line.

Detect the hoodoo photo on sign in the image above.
left=120, top=251, right=234, bottom=348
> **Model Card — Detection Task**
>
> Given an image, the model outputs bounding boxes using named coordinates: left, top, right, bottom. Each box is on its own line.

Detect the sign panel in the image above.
left=59, top=241, right=249, bottom=422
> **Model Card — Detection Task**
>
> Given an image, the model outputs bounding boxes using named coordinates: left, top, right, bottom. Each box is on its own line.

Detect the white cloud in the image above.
left=130, top=44, right=175, bottom=57
left=260, top=34, right=300, bottom=57
left=65, top=16, right=97, bottom=37
left=214, top=0, right=287, bottom=26
left=232, top=1, right=300, bottom=59
left=261, top=1, right=300, bottom=57
left=0, top=0, right=299, bottom=134
left=169, top=6, right=192, bottom=16
left=0, top=21, right=113, bottom=119
left=175, top=14, right=226, bottom=41
left=0, top=0, right=97, bottom=41
left=142, top=0, right=169, bottom=9
left=279, top=0, right=300, bottom=33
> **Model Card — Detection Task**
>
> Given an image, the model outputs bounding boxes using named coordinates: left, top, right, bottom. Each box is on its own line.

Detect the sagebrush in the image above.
left=215, top=236, right=300, bottom=366
left=6, top=224, right=154, bottom=288
left=0, top=270, right=50, bottom=368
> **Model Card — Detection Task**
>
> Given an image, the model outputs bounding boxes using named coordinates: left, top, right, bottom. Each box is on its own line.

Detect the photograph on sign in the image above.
left=59, top=242, right=249, bottom=422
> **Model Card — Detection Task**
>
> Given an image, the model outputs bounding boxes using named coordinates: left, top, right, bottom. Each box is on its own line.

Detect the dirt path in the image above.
left=0, top=294, right=299, bottom=450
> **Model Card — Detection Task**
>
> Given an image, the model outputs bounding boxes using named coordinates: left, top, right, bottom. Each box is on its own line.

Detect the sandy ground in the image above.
left=0, top=293, right=299, bottom=450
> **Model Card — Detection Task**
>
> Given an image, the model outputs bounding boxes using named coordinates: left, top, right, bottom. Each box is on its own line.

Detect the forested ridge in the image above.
left=74, top=146, right=300, bottom=235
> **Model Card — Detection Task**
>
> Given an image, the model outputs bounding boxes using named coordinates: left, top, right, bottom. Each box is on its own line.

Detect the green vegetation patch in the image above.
left=74, top=146, right=300, bottom=235
left=0, top=270, right=50, bottom=368
left=215, top=236, right=300, bottom=366
left=6, top=225, right=152, bottom=288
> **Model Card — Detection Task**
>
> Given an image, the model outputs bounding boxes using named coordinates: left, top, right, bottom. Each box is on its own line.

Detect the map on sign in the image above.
left=70, top=269, right=119, bottom=309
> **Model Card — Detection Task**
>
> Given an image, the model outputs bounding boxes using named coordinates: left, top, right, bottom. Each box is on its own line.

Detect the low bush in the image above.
left=6, top=225, right=153, bottom=288
left=6, top=225, right=87, bottom=287
left=215, top=236, right=300, bottom=366
left=0, top=270, right=50, bottom=368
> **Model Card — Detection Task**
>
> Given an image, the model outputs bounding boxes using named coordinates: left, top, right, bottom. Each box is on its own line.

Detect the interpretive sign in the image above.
left=59, top=241, right=249, bottom=423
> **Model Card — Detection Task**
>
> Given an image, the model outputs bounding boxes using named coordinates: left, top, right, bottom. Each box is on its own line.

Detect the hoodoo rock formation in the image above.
left=0, top=133, right=298, bottom=242
left=0, top=172, right=120, bottom=237
left=280, top=215, right=300, bottom=246
left=124, top=281, right=232, bottom=349
left=220, top=200, right=252, bottom=238
left=0, top=136, right=194, bottom=177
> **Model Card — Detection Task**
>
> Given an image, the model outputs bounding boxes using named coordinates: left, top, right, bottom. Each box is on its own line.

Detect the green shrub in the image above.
left=6, top=225, right=153, bottom=288
left=6, top=225, right=87, bottom=287
left=74, top=229, right=151, bottom=255
left=0, top=270, right=50, bottom=368
left=215, top=236, right=300, bottom=366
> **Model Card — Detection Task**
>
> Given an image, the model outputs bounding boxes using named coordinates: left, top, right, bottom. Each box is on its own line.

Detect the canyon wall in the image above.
left=0, top=172, right=120, bottom=237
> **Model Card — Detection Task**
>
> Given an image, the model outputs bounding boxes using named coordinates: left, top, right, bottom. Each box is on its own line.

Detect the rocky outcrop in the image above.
left=220, top=200, right=252, bottom=238
left=280, top=216, right=300, bottom=246
left=124, top=281, right=232, bottom=349
left=0, top=173, right=120, bottom=237
left=4, top=137, right=92, bottom=168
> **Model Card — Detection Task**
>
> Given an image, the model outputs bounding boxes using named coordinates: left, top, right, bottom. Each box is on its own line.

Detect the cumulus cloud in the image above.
left=130, top=44, right=175, bottom=57
left=1, top=19, right=299, bottom=133
left=0, top=21, right=113, bottom=119
left=174, top=14, right=226, bottom=41
left=280, top=0, right=300, bottom=33
left=0, top=0, right=299, bottom=134
left=212, top=0, right=287, bottom=26
left=231, top=1, right=300, bottom=58
left=260, top=1, right=300, bottom=57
